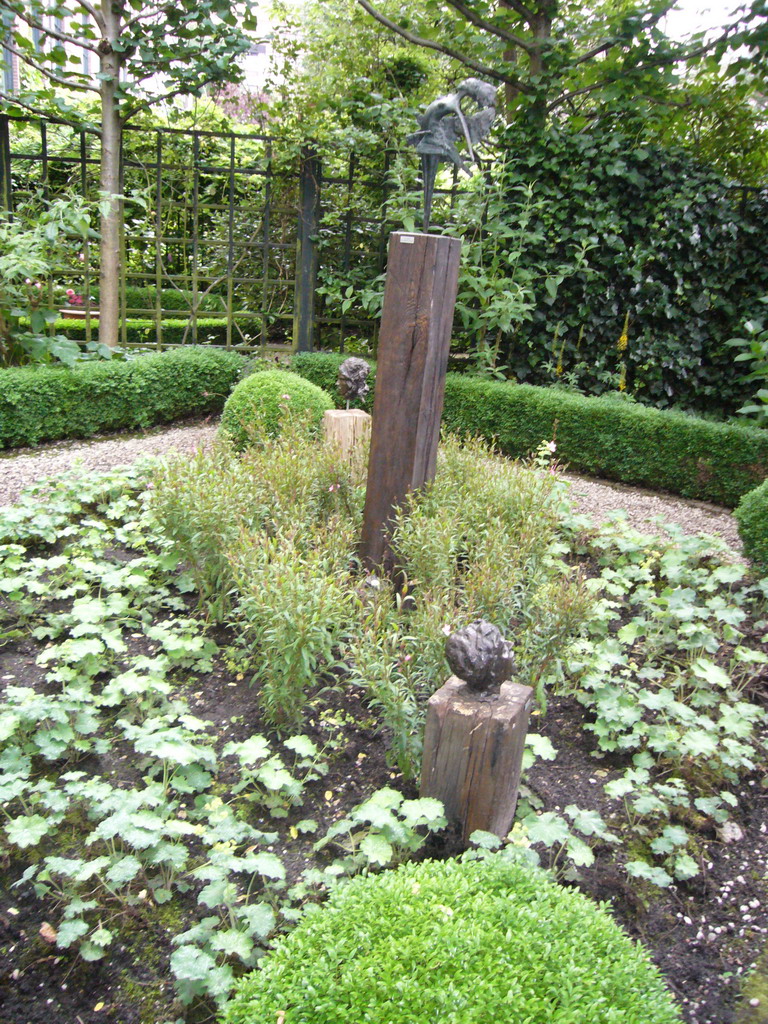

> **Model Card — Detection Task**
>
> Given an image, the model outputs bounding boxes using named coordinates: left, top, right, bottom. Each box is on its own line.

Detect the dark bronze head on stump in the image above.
left=445, top=619, right=515, bottom=692
left=337, top=356, right=371, bottom=407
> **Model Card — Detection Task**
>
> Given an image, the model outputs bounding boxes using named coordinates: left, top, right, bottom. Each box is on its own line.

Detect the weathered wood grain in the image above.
left=359, top=231, right=461, bottom=572
left=323, top=409, right=371, bottom=480
left=420, top=676, right=534, bottom=844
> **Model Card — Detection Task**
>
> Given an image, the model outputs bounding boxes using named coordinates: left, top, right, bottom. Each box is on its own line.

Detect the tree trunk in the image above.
left=527, top=2, right=555, bottom=129
left=98, top=1, right=123, bottom=349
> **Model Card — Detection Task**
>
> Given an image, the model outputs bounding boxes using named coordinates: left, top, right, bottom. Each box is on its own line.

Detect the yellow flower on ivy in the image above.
left=617, top=311, right=630, bottom=352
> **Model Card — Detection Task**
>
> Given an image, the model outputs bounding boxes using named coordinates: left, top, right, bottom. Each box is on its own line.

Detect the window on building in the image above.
left=1, top=10, right=15, bottom=94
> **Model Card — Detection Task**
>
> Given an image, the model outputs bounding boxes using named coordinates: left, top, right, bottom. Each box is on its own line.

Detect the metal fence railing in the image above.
left=0, top=113, right=462, bottom=354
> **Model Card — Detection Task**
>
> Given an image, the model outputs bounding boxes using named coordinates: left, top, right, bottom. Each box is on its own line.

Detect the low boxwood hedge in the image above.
left=0, top=347, right=244, bottom=449
left=735, top=478, right=768, bottom=566
left=221, top=856, right=681, bottom=1024
left=290, top=353, right=768, bottom=507
left=90, top=284, right=226, bottom=313
left=52, top=316, right=261, bottom=347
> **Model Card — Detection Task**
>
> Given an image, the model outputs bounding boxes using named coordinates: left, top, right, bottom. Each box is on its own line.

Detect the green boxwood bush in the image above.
left=0, top=347, right=243, bottom=449
left=222, top=857, right=681, bottom=1024
left=734, top=478, right=768, bottom=566
left=290, top=354, right=768, bottom=507
left=220, top=368, right=334, bottom=449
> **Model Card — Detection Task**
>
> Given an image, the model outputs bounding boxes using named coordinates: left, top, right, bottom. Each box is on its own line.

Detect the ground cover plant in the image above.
left=0, top=422, right=766, bottom=1024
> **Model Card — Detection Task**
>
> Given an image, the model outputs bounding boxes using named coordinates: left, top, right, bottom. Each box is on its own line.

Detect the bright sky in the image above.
left=662, top=0, right=746, bottom=39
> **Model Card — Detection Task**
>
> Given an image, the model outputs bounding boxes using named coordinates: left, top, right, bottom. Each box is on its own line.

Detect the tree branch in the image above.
left=443, top=0, right=534, bottom=52
left=122, top=3, right=171, bottom=32
left=76, top=0, right=106, bottom=32
left=354, top=0, right=526, bottom=88
left=2, top=39, right=100, bottom=93
left=4, top=3, right=101, bottom=53
left=549, top=29, right=732, bottom=113
left=0, top=87, right=55, bottom=117
left=570, top=38, right=620, bottom=68
left=500, top=0, right=535, bottom=21
left=122, top=78, right=220, bottom=119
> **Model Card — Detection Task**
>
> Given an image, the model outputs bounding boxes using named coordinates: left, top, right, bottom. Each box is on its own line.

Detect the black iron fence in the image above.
left=0, top=113, right=458, bottom=354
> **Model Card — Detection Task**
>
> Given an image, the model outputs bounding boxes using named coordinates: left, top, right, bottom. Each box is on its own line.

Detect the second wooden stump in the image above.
left=420, top=676, right=534, bottom=844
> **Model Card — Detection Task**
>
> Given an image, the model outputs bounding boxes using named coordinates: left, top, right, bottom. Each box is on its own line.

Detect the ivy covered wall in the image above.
left=489, top=125, right=768, bottom=415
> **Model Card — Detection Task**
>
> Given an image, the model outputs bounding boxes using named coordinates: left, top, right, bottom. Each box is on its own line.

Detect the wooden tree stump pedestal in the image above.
left=323, top=409, right=371, bottom=474
left=420, top=676, right=534, bottom=844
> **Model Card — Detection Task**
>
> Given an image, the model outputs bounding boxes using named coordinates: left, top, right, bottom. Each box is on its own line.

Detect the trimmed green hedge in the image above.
left=735, top=479, right=768, bottom=566
left=290, top=353, right=768, bottom=507
left=0, top=347, right=244, bottom=449
left=443, top=376, right=768, bottom=507
left=90, top=284, right=226, bottom=313
left=222, top=856, right=681, bottom=1024
left=52, top=317, right=261, bottom=347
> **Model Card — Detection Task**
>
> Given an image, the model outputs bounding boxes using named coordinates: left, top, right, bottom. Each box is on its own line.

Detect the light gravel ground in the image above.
left=0, top=419, right=744, bottom=556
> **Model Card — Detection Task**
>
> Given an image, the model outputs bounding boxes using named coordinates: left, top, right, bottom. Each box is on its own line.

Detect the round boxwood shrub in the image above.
left=221, top=857, right=681, bottom=1024
left=220, top=369, right=334, bottom=449
left=735, top=477, right=768, bottom=567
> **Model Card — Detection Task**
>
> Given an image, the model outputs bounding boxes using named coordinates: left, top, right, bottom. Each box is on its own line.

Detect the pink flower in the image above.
left=25, top=278, right=32, bottom=285
left=547, top=441, right=557, bottom=453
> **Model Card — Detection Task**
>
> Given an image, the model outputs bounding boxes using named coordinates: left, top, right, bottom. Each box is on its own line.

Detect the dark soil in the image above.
left=1, top=611, right=767, bottom=1024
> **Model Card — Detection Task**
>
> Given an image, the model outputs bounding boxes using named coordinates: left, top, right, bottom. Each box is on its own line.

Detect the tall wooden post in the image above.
left=293, top=147, right=321, bottom=353
left=0, top=115, right=11, bottom=213
left=359, top=231, right=461, bottom=572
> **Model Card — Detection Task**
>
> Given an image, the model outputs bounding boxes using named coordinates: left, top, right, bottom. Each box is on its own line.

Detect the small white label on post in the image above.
left=400, top=235, right=415, bottom=244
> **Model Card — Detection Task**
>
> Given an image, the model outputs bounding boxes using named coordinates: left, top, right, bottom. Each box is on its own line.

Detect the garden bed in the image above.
left=0, top=435, right=766, bottom=1024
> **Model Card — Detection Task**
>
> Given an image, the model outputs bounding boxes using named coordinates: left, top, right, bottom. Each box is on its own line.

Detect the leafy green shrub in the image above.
left=727, top=296, right=768, bottom=427
left=222, top=857, right=681, bottom=1024
left=442, top=374, right=768, bottom=507
left=0, top=347, right=243, bottom=448
left=735, top=478, right=768, bottom=567
left=290, top=354, right=768, bottom=506
left=0, top=196, right=99, bottom=367
left=220, top=369, right=334, bottom=449
left=151, top=412, right=362, bottom=621
left=226, top=529, right=357, bottom=730
left=151, top=427, right=588, bottom=765
left=236, top=354, right=287, bottom=382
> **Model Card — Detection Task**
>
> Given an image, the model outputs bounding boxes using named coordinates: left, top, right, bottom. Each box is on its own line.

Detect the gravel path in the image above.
left=0, top=420, right=743, bottom=555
